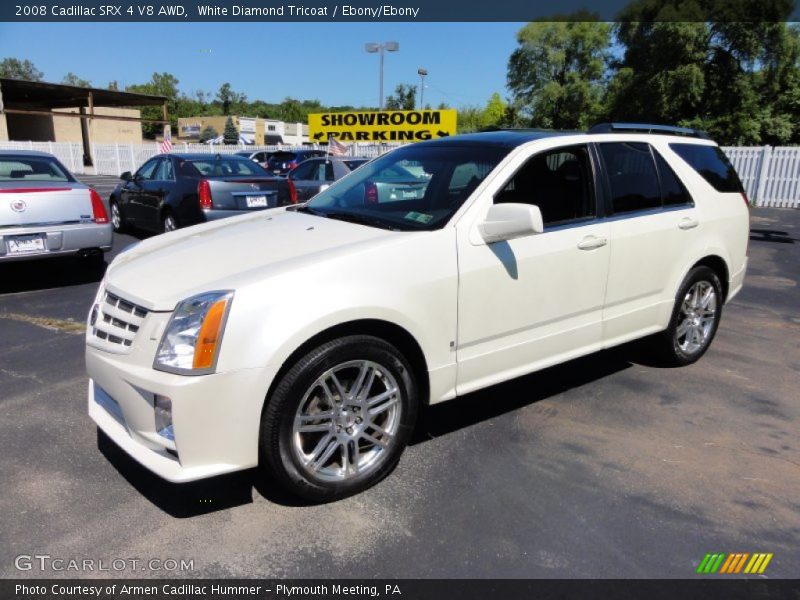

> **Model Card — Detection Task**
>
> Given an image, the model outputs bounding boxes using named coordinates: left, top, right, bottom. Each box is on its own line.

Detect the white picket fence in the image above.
left=722, top=146, right=800, bottom=208
left=1, top=139, right=798, bottom=208
left=90, top=142, right=397, bottom=176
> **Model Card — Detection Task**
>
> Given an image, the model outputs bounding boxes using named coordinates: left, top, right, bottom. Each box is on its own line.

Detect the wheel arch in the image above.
left=262, top=318, right=431, bottom=418
left=691, top=255, right=730, bottom=301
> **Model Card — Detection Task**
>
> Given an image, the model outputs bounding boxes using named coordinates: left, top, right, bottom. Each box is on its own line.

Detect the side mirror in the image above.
left=120, top=171, right=133, bottom=182
left=478, top=203, right=543, bottom=244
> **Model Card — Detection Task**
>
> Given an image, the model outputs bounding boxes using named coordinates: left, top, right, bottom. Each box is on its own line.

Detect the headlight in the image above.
left=153, top=291, right=234, bottom=375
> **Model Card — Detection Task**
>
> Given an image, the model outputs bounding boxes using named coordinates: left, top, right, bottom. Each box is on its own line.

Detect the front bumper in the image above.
left=87, top=343, right=277, bottom=483
left=0, top=222, right=112, bottom=262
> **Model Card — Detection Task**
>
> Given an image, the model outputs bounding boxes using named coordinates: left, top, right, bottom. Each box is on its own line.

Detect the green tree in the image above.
left=507, top=13, right=610, bottom=129
left=216, top=82, right=247, bottom=116
left=481, top=92, right=507, bottom=128
left=385, top=84, right=417, bottom=110
left=62, top=72, right=91, bottom=87
left=127, top=72, right=181, bottom=138
left=456, top=106, right=485, bottom=133
left=0, top=57, right=43, bottom=81
left=199, top=125, right=219, bottom=143
left=607, top=0, right=800, bottom=144
left=223, top=117, right=239, bottom=144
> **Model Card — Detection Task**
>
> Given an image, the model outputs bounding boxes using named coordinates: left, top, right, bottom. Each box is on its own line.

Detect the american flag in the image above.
left=328, top=135, right=348, bottom=157
left=159, top=125, right=173, bottom=154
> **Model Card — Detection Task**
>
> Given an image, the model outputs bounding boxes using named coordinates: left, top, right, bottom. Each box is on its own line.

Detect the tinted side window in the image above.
left=669, top=143, right=743, bottom=193
left=153, top=158, right=174, bottom=181
left=599, top=142, right=661, bottom=214
left=136, top=159, right=159, bottom=180
left=495, top=145, right=595, bottom=226
left=653, top=151, right=692, bottom=206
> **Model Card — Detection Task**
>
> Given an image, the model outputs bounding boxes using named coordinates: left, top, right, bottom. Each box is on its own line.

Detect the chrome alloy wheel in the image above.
left=111, top=202, right=121, bottom=229
left=292, top=360, right=401, bottom=482
left=163, top=214, right=177, bottom=232
left=676, top=281, right=717, bottom=354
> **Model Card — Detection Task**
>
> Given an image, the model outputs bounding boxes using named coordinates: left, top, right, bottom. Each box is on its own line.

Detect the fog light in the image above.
left=154, top=395, right=174, bottom=441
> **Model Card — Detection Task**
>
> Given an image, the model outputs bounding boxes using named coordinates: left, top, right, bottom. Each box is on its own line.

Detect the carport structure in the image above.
left=0, top=78, right=168, bottom=164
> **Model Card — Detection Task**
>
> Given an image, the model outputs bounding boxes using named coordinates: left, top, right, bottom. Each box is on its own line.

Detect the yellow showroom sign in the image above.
left=309, top=110, right=458, bottom=142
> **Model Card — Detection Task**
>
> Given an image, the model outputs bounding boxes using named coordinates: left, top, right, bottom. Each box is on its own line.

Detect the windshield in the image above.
left=0, top=156, right=73, bottom=182
left=304, top=145, right=508, bottom=231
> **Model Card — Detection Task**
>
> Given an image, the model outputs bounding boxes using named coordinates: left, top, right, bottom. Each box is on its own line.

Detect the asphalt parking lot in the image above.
left=1, top=176, right=798, bottom=579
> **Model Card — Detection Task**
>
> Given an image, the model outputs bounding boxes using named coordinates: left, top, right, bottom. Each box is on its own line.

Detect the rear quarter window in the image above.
left=669, top=143, right=743, bottom=193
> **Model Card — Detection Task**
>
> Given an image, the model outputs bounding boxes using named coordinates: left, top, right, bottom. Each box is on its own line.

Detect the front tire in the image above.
left=652, top=265, right=723, bottom=366
left=260, top=335, right=418, bottom=502
left=110, top=199, right=126, bottom=233
left=162, top=211, right=178, bottom=233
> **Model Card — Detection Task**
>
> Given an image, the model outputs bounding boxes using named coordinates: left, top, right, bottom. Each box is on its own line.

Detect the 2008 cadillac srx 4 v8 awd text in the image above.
left=86, top=125, right=749, bottom=501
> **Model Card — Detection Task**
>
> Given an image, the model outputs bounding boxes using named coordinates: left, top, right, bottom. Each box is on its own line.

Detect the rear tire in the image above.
left=260, top=335, right=418, bottom=502
left=650, top=265, right=723, bottom=366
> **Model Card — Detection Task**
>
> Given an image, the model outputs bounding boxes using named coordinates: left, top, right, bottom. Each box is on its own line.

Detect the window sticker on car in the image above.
left=404, top=211, right=434, bottom=224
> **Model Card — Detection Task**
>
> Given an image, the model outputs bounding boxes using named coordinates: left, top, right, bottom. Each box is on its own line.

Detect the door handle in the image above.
left=679, top=218, right=699, bottom=230
left=577, top=236, right=608, bottom=250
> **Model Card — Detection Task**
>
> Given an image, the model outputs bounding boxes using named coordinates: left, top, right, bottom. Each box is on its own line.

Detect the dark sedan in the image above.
left=287, top=157, right=368, bottom=202
left=109, top=153, right=292, bottom=234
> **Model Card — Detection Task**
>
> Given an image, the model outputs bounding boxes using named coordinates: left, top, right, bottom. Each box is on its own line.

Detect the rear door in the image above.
left=598, top=141, right=700, bottom=346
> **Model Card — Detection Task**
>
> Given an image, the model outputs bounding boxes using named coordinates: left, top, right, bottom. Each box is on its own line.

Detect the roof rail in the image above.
left=588, top=122, right=711, bottom=140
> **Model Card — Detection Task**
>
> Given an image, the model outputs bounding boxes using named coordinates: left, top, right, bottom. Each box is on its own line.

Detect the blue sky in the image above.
left=0, top=22, right=525, bottom=109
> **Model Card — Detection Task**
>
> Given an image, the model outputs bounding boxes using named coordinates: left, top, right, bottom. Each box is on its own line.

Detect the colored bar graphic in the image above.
left=700, top=552, right=773, bottom=575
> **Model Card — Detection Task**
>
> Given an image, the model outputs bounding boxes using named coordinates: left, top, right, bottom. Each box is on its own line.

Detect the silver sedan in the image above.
left=0, top=150, right=112, bottom=263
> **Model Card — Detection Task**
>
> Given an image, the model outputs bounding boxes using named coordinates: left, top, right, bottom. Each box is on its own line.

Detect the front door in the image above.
left=456, top=144, right=611, bottom=395
left=122, top=157, right=159, bottom=225
left=138, top=157, right=174, bottom=230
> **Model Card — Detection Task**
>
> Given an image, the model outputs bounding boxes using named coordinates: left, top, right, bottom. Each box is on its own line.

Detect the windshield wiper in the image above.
left=292, top=205, right=325, bottom=216
left=323, top=211, right=399, bottom=231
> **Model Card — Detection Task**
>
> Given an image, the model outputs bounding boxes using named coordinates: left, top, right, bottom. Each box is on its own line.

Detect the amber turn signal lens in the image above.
left=192, top=298, right=229, bottom=369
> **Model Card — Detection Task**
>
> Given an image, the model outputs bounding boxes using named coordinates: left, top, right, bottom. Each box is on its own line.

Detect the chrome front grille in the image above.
left=91, top=291, right=148, bottom=351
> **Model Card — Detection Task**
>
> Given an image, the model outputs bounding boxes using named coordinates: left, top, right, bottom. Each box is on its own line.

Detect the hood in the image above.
left=104, top=208, right=400, bottom=310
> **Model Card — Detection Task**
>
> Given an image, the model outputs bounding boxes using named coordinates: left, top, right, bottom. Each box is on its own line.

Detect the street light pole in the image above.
left=417, top=68, right=428, bottom=109
left=365, top=41, right=399, bottom=110
left=379, top=46, right=385, bottom=110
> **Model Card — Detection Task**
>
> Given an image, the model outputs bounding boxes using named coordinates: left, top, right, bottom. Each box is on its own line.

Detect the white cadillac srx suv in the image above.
left=86, top=124, right=749, bottom=501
